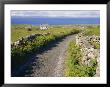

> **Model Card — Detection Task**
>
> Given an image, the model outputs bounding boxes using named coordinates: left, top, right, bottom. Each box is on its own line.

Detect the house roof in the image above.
left=40, top=24, right=48, bottom=26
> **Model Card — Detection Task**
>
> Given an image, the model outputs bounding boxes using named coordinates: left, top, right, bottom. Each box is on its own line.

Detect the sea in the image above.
left=11, top=17, right=100, bottom=25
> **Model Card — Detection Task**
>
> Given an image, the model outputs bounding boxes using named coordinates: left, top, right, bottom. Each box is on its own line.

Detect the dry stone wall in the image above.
left=11, top=33, right=51, bottom=48
left=75, top=33, right=100, bottom=76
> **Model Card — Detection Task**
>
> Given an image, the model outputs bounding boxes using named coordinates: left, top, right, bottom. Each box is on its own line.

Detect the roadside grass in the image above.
left=64, top=41, right=97, bottom=77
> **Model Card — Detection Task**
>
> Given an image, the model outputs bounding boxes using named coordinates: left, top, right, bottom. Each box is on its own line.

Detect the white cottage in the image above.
left=40, top=24, right=49, bottom=30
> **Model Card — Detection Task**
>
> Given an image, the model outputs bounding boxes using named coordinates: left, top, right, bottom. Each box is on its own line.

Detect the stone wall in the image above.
left=75, top=33, right=100, bottom=76
left=11, top=33, right=51, bottom=48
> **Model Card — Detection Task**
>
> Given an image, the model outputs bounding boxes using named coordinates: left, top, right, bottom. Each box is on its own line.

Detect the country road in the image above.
left=12, top=34, right=76, bottom=77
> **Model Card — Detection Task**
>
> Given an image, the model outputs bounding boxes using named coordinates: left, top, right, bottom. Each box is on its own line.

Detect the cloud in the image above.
left=11, top=10, right=100, bottom=18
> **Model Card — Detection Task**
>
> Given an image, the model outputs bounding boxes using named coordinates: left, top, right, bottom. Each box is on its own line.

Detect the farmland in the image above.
left=11, top=24, right=80, bottom=42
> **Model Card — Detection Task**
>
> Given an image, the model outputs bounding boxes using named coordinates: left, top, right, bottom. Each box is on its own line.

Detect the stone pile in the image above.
left=87, top=35, right=100, bottom=45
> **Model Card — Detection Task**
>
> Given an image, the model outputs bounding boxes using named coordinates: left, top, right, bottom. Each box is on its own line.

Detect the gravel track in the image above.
left=13, top=34, right=76, bottom=77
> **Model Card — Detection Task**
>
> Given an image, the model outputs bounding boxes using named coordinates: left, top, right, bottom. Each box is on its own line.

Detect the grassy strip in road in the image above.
left=64, top=41, right=97, bottom=77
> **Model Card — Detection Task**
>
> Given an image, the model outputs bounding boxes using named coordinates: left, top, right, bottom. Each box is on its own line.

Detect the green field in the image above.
left=11, top=24, right=100, bottom=42
left=84, top=25, right=100, bottom=36
left=11, top=24, right=80, bottom=42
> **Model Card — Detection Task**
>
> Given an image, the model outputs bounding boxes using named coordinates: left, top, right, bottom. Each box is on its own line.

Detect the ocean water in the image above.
left=11, top=17, right=100, bottom=25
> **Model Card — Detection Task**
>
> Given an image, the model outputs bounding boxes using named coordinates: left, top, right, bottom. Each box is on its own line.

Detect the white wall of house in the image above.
left=40, top=24, right=49, bottom=30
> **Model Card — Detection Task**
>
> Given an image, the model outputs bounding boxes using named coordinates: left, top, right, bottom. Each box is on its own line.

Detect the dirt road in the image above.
left=13, top=34, right=76, bottom=77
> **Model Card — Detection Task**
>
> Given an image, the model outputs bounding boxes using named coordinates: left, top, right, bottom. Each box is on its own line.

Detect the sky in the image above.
left=11, top=10, right=100, bottom=18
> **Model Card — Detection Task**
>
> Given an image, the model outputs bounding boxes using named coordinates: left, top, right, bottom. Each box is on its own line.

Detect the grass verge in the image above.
left=64, top=41, right=97, bottom=77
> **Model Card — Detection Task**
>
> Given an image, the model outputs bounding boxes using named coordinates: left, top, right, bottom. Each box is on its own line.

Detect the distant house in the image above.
left=40, top=24, right=49, bottom=30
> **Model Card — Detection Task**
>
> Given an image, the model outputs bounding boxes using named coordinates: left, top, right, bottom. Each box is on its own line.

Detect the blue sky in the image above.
left=11, top=10, right=100, bottom=18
